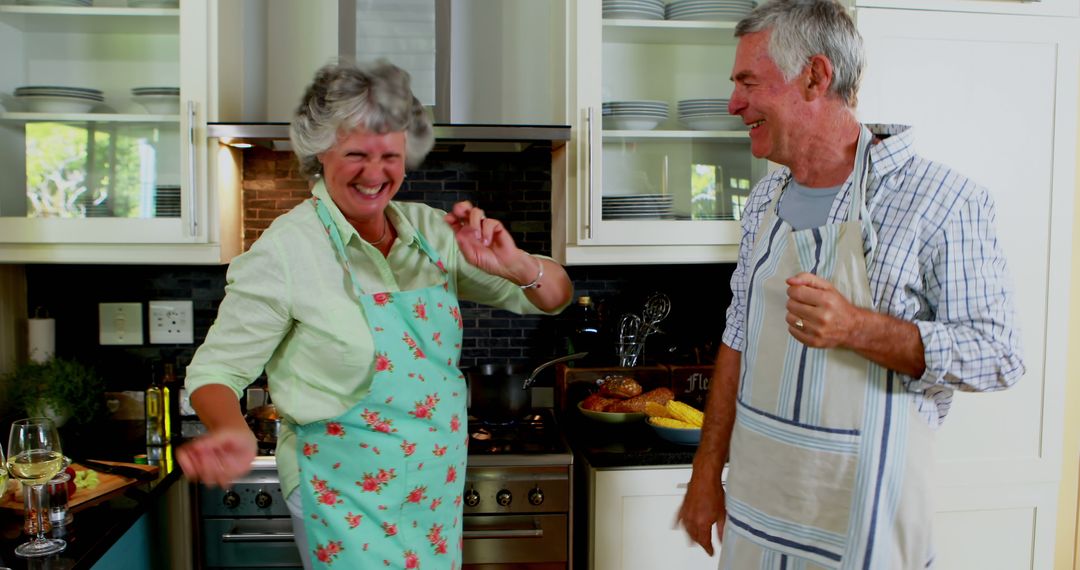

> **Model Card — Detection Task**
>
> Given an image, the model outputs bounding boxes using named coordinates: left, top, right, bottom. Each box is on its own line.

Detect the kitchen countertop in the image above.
left=557, top=409, right=698, bottom=468
left=0, top=443, right=182, bottom=570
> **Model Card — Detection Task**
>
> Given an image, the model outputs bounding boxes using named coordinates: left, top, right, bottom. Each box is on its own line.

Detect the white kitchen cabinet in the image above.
left=856, top=8, right=1078, bottom=569
left=854, top=0, right=1078, bottom=18
left=589, top=466, right=721, bottom=570
left=0, top=0, right=240, bottom=264
left=557, top=0, right=768, bottom=265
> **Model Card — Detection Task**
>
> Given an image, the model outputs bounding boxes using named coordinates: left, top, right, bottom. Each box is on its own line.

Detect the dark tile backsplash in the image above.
left=24, top=147, right=732, bottom=391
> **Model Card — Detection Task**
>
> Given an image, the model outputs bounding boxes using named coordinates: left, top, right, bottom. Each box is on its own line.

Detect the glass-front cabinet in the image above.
left=559, top=0, right=768, bottom=265
left=0, top=0, right=231, bottom=264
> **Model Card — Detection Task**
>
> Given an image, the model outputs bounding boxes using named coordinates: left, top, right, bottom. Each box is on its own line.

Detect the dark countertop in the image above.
left=557, top=409, right=698, bottom=468
left=0, top=436, right=182, bottom=570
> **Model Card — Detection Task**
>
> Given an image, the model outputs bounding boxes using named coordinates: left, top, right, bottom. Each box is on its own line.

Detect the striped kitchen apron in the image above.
left=719, top=127, right=936, bottom=570
left=294, top=197, right=468, bottom=569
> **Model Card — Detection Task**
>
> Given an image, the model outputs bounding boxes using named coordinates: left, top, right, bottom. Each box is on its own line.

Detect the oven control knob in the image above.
left=255, top=491, right=273, bottom=509
left=464, top=488, right=480, bottom=507
left=496, top=489, right=512, bottom=507
left=223, top=491, right=241, bottom=509
left=528, top=487, right=544, bottom=506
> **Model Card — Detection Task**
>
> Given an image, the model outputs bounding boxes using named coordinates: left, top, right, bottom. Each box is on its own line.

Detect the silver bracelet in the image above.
left=519, top=256, right=544, bottom=290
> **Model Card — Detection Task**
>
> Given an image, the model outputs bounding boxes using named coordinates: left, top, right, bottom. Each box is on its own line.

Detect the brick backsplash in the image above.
left=24, top=147, right=730, bottom=391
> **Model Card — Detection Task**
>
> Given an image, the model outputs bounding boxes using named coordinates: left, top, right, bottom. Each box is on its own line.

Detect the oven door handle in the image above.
left=222, top=530, right=296, bottom=543
left=462, top=518, right=544, bottom=539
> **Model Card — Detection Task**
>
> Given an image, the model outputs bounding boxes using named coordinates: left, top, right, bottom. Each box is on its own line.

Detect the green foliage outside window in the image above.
left=25, top=122, right=157, bottom=219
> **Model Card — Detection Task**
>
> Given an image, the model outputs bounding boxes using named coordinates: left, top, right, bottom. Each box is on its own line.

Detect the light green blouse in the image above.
left=185, top=181, right=566, bottom=497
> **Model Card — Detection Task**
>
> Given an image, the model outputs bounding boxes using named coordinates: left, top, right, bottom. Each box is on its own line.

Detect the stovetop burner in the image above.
left=466, top=409, right=570, bottom=463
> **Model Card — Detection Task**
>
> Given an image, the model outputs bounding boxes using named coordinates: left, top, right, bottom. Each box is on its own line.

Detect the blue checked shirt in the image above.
left=722, top=124, right=1025, bottom=426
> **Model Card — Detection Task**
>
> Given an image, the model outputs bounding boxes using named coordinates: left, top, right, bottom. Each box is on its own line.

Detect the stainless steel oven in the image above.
left=196, top=457, right=301, bottom=569
left=463, top=409, right=574, bottom=569
left=195, top=410, right=573, bottom=569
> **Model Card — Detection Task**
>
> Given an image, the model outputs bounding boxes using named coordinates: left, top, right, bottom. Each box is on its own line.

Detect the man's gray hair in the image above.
left=736, top=0, right=864, bottom=107
left=290, top=60, right=435, bottom=180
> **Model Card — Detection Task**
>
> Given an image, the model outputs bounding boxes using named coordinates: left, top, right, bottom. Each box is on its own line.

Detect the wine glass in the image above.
left=0, top=442, right=8, bottom=500
left=7, top=417, right=66, bottom=557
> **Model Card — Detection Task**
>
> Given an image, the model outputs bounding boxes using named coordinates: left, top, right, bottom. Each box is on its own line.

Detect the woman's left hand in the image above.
left=445, top=200, right=573, bottom=312
left=444, top=201, right=530, bottom=281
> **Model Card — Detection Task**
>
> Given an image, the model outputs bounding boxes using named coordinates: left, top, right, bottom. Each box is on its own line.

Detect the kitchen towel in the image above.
left=28, top=317, right=55, bottom=363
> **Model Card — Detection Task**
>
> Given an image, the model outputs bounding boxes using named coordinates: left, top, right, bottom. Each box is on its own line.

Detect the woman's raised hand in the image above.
left=444, top=201, right=535, bottom=283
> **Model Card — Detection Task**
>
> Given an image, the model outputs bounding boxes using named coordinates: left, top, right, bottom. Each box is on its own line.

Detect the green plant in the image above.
left=6, top=358, right=105, bottom=426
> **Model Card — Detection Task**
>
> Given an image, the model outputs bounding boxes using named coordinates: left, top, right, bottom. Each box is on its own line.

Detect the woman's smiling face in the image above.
left=318, top=126, right=407, bottom=232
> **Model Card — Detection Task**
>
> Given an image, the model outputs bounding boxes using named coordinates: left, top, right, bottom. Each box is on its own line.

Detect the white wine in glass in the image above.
left=7, top=417, right=66, bottom=557
left=0, top=443, right=8, bottom=500
left=8, top=450, right=63, bottom=485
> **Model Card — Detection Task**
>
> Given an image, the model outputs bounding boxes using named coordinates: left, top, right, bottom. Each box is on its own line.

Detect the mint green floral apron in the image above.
left=295, top=197, right=468, bottom=569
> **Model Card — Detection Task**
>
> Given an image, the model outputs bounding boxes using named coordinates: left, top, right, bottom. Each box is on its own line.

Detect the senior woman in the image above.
left=177, top=60, right=572, bottom=569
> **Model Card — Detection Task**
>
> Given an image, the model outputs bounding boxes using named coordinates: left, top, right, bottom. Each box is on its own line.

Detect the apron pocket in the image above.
left=399, top=455, right=466, bottom=561
left=726, top=400, right=861, bottom=566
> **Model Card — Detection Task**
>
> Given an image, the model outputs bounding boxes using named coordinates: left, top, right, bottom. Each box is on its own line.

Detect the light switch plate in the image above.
left=99, top=302, right=143, bottom=345
left=149, top=300, right=194, bottom=344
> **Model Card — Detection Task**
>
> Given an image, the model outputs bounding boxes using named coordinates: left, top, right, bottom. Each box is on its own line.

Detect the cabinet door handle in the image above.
left=187, top=100, right=198, bottom=238
left=585, top=106, right=595, bottom=239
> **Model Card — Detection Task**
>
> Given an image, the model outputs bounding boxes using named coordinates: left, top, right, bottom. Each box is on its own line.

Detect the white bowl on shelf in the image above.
left=17, top=96, right=97, bottom=113
left=603, top=116, right=665, bottom=130
left=133, top=95, right=181, bottom=114
left=679, top=115, right=744, bottom=131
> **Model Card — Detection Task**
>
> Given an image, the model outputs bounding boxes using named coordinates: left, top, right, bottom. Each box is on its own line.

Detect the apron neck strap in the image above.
left=311, top=197, right=449, bottom=299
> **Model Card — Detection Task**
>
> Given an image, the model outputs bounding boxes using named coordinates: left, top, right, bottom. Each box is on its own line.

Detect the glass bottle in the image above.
left=569, top=296, right=601, bottom=366
left=145, top=363, right=171, bottom=445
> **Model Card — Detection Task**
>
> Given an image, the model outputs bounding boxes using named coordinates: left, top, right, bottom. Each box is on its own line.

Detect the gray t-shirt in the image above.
left=777, top=179, right=843, bottom=230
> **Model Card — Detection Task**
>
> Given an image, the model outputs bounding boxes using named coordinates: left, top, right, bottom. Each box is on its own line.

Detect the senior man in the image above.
left=677, top=1, right=1025, bottom=568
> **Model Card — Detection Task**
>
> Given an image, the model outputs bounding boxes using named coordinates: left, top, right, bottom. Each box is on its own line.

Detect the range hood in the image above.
left=207, top=122, right=570, bottom=153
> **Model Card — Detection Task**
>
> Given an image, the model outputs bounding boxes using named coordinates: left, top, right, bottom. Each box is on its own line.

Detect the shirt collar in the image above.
left=865, top=123, right=915, bottom=178
left=311, top=180, right=420, bottom=248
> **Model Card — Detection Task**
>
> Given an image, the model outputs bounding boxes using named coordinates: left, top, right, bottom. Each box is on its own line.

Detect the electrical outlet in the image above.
left=99, top=303, right=143, bottom=345
left=149, top=300, right=194, bottom=344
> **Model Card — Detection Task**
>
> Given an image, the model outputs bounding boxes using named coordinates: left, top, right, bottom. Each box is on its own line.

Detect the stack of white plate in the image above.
left=132, top=87, right=180, bottom=114
left=665, top=0, right=756, bottom=21
left=17, top=0, right=91, bottom=6
left=155, top=185, right=181, bottom=218
left=602, top=194, right=675, bottom=220
left=602, top=0, right=664, bottom=19
left=602, top=100, right=668, bottom=130
left=15, top=85, right=103, bottom=113
left=678, top=98, right=743, bottom=130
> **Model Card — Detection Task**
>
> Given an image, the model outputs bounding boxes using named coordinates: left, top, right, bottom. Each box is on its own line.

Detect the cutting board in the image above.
left=0, top=460, right=159, bottom=514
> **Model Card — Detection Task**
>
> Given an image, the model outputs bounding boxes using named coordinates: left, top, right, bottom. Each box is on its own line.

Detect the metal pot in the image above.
left=246, top=404, right=281, bottom=446
left=467, top=353, right=586, bottom=417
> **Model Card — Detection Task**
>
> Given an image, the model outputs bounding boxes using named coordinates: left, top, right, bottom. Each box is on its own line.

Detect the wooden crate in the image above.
left=668, top=364, right=714, bottom=410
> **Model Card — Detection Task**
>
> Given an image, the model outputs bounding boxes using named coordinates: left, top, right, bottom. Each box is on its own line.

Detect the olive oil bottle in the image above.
left=146, top=363, right=172, bottom=445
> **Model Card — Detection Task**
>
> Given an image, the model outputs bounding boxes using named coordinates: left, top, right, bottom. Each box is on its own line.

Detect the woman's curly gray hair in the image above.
left=290, top=60, right=435, bottom=180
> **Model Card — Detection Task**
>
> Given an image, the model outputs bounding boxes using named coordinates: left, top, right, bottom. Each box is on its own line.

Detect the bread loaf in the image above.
left=581, top=393, right=619, bottom=412
left=606, top=387, right=674, bottom=413
left=599, top=376, right=643, bottom=399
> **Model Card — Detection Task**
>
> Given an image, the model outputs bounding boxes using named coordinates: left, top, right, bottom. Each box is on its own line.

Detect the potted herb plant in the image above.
left=6, top=358, right=105, bottom=427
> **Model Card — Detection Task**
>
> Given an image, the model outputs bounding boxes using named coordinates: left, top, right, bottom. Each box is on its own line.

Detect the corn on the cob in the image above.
left=666, top=401, right=704, bottom=427
left=649, top=417, right=697, bottom=429
left=644, top=402, right=672, bottom=418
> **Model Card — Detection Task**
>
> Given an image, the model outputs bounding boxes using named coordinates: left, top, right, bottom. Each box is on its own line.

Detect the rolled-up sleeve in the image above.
left=910, top=187, right=1025, bottom=393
